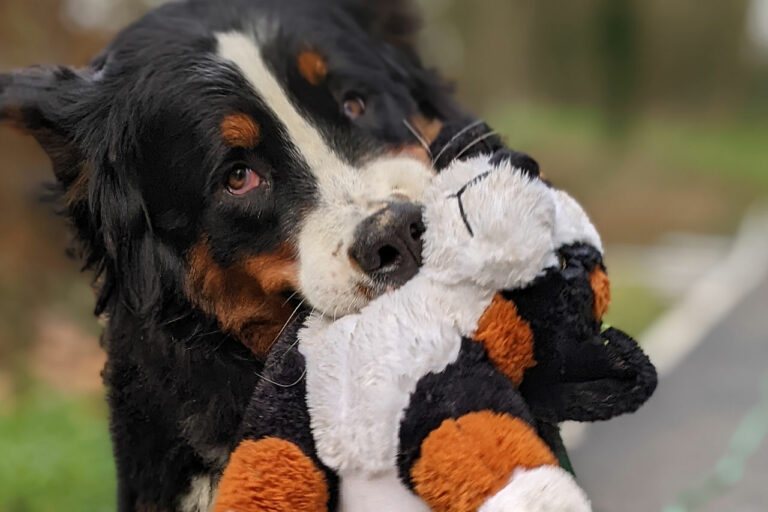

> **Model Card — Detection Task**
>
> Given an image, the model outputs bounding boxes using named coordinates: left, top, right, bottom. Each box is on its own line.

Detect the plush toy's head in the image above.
left=422, top=152, right=656, bottom=425
left=421, top=155, right=560, bottom=290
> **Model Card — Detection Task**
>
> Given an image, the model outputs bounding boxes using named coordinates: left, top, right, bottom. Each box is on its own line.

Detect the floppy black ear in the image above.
left=1, top=66, right=150, bottom=315
left=332, top=0, right=422, bottom=53
left=0, top=66, right=96, bottom=208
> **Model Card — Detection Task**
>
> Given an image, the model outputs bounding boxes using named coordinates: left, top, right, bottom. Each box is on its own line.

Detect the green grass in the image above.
left=488, top=101, right=768, bottom=192
left=0, top=388, right=115, bottom=512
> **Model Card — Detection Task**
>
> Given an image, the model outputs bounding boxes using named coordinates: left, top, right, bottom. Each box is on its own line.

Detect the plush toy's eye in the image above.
left=342, top=94, right=366, bottom=120
left=227, top=166, right=261, bottom=195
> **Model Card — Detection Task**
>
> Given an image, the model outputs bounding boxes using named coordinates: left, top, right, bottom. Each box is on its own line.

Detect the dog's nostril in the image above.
left=349, top=202, right=424, bottom=287
left=378, top=245, right=401, bottom=269
left=409, top=221, right=425, bottom=241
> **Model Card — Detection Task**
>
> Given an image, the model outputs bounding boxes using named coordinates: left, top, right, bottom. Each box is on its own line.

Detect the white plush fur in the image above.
left=553, top=189, right=603, bottom=252
left=299, top=156, right=599, bottom=511
left=300, top=280, right=493, bottom=478
left=340, top=472, right=430, bottom=512
left=479, top=466, right=592, bottom=512
left=422, top=156, right=560, bottom=290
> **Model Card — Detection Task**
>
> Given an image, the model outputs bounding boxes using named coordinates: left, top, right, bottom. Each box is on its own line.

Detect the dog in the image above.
left=0, top=1, right=526, bottom=510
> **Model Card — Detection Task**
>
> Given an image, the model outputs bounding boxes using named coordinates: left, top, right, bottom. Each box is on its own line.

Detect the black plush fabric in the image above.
left=236, top=311, right=339, bottom=511
left=430, top=122, right=541, bottom=180
left=511, top=243, right=658, bottom=424
left=396, top=338, right=535, bottom=489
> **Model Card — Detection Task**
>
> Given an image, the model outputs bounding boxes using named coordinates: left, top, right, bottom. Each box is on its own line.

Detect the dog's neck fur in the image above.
left=102, top=300, right=264, bottom=510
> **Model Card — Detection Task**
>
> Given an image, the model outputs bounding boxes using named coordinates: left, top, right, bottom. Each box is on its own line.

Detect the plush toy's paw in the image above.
left=478, top=466, right=591, bottom=512
left=489, top=149, right=540, bottom=179
left=213, top=438, right=329, bottom=512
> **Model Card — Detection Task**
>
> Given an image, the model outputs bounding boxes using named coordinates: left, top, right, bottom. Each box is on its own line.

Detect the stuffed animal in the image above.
left=212, top=152, right=656, bottom=512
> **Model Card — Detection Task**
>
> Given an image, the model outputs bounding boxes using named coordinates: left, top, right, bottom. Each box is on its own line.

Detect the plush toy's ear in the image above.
left=1, top=66, right=96, bottom=210
left=429, top=121, right=506, bottom=170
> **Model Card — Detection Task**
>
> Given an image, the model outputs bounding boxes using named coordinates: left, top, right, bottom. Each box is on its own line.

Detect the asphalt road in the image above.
left=570, top=277, right=768, bottom=512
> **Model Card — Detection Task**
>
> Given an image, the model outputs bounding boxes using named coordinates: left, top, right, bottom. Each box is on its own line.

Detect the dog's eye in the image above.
left=342, top=94, right=366, bottom=120
left=227, top=167, right=261, bottom=195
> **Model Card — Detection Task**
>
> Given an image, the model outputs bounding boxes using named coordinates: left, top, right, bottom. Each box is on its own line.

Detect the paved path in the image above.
left=570, top=278, right=768, bottom=512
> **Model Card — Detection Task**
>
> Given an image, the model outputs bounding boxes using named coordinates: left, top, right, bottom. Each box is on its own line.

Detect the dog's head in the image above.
left=0, top=0, right=463, bottom=355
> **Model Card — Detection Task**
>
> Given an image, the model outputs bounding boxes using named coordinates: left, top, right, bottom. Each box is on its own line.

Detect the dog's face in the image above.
left=0, top=0, right=460, bottom=355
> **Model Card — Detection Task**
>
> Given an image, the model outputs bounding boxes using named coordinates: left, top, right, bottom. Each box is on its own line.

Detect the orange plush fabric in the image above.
left=411, top=411, right=557, bottom=512
left=589, top=267, right=611, bottom=321
left=213, top=438, right=328, bottom=512
left=474, top=293, right=537, bottom=385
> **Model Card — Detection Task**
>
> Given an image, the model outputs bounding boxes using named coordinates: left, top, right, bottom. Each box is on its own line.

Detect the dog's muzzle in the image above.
left=348, top=201, right=425, bottom=288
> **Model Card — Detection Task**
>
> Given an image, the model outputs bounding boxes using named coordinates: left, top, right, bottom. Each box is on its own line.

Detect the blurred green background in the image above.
left=1, top=0, right=767, bottom=510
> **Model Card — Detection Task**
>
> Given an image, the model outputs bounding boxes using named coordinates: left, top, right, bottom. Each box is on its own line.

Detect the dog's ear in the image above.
left=333, top=0, right=422, bottom=53
left=0, top=67, right=104, bottom=244
left=0, top=67, right=97, bottom=207
left=0, top=66, right=96, bottom=210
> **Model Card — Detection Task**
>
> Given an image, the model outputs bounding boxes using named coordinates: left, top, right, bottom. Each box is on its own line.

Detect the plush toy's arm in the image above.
left=214, top=319, right=338, bottom=512
left=509, top=243, right=657, bottom=424
left=397, top=339, right=590, bottom=512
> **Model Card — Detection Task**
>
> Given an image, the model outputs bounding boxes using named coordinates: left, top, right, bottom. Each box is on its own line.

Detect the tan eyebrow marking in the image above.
left=221, top=113, right=261, bottom=148
left=297, top=50, right=328, bottom=86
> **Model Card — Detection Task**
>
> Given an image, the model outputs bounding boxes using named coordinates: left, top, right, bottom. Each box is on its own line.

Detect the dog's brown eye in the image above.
left=227, top=167, right=261, bottom=195
left=342, top=95, right=366, bottom=120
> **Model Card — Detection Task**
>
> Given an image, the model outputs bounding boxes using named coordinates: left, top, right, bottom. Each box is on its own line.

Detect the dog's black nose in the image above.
left=349, top=202, right=425, bottom=286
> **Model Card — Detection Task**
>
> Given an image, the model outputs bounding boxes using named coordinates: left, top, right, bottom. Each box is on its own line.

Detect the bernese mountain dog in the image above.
left=0, top=1, right=532, bottom=510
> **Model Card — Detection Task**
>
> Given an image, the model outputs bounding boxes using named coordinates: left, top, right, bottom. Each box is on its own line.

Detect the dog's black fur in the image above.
left=1, top=1, right=465, bottom=509
left=0, top=1, right=523, bottom=510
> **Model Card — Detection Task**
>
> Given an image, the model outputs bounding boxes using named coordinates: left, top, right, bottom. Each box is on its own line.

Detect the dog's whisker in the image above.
left=431, top=119, right=485, bottom=166
left=282, top=290, right=300, bottom=307
left=454, top=131, right=499, bottom=161
left=188, top=327, right=224, bottom=342
left=402, top=118, right=433, bottom=161
left=272, top=298, right=306, bottom=350
left=160, top=311, right=193, bottom=327
left=255, top=368, right=307, bottom=388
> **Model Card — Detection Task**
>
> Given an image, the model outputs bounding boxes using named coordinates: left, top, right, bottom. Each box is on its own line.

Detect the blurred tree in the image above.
left=595, top=0, right=638, bottom=135
left=418, top=0, right=765, bottom=122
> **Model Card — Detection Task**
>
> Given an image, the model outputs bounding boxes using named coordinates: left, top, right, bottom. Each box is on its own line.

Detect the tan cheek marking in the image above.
left=396, top=114, right=443, bottom=165
left=411, top=412, right=557, bottom=512
left=297, top=50, right=328, bottom=86
left=590, top=266, right=611, bottom=321
left=474, top=294, right=537, bottom=386
left=221, top=113, right=261, bottom=148
left=214, top=438, right=329, bottom=512
left=186, top=241, right=298, bottom=357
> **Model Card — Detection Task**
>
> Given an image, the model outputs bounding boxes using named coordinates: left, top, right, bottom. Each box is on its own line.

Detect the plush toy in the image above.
left=212, top=152, right=656, bottom=512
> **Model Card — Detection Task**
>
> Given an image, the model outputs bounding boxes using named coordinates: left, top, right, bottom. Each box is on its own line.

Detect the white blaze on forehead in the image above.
left=215, top=31, right=346, bottom=172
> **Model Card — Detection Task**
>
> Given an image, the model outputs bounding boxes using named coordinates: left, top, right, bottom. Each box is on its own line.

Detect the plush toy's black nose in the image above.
left=349, top=202, right=425, bottom=287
